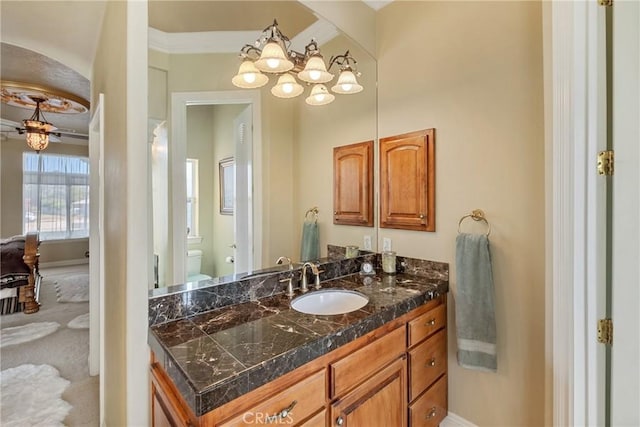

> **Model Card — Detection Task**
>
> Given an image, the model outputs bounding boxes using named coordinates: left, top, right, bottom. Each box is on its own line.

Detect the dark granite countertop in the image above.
left=149, top=270, right=448, bottom=417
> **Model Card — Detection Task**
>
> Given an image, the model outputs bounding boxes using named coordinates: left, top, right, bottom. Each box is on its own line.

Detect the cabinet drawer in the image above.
left=330, top=326, right=405, bottom=398
left=408, top=303, right=446, bottom=347
left=409, top=375, right=447, bottom=427
left=301, top=409, right=326, bottom=427
left=218, top=369, right=325, bottom=427
left=408, top=329, right=446, bottom=401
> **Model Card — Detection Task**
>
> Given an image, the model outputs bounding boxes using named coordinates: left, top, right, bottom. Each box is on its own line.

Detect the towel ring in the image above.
left=458, top=209, right=491, bottom=236
left=305, top=207, right=319, bottom=223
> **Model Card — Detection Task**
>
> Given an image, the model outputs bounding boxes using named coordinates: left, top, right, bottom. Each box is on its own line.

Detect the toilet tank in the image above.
left=187, top=249, right=203, bottom=276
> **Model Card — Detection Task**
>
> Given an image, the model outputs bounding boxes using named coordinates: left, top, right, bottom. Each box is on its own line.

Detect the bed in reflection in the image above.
left=0, top=232, right=41, bottom=314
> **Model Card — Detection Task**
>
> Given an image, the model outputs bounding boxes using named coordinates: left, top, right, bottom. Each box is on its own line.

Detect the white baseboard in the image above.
left=40, top=258, right=89, bottom=268
left=441, top=412, right=477, bottom=427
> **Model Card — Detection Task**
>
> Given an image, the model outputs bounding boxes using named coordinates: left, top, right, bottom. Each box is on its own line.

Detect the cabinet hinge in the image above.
left=597, top=150, right=614, bottom=175
left=599, top=0, right=612, bottom=6
left=598, top=318, right=613, bottom=345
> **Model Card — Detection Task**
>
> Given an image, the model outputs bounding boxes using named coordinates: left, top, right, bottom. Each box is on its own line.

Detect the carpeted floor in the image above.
left=0, top=264, right=99, bottom=426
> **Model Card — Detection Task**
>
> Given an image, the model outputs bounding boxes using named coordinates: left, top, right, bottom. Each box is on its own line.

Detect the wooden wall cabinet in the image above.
left=333, top=140, right=374, bottom=227
left=150, top=297, right=447, bottom=427
left=380, top=129, right=435, bottom=231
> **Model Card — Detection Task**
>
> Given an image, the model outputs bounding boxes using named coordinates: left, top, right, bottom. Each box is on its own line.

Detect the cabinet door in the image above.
left=331, top=357, right=407, bottom=427
left=380, top=129, right=435, bottom=231
left=333, top=140, right=374, bottom=226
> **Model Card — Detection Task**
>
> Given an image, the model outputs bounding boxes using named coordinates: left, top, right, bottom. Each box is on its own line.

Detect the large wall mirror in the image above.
left=148, top=1, right=378, bottom=288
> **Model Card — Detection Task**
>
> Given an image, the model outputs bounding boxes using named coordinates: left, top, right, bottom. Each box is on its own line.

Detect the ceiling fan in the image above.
left=0, top=119, right=88, bottom=143
left=0, top=81, right=90, bottom=149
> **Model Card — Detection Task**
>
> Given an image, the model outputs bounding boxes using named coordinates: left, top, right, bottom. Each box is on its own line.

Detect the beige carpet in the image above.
left=0, top=264, right=98, bottom=426
left=54, top=273, right=90, bottom=303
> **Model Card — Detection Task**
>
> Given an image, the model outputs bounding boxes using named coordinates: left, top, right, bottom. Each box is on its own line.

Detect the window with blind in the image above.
left=23, top=152, right=90, bottom=240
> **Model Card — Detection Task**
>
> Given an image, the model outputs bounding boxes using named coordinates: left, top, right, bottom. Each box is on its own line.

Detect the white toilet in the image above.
left=187, top=249, right=212, bottom=282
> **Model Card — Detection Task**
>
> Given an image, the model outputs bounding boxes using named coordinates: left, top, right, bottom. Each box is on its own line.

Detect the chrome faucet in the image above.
left=276, top=256, right=296, bottom=297
left=275, top=256, right=293, bottom=271
left=300, top=262, right=322, bottom=292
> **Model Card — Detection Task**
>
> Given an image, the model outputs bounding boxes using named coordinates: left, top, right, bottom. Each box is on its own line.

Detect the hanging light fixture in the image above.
left=22, top=97, right=56, bottom=152
left=1, top=80, right=90, bottom=152
left=232, top=20, right=363, bottom=105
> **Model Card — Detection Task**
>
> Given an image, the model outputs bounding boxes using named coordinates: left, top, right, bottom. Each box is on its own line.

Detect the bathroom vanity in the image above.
left=148, top=254, right=449, bottom=426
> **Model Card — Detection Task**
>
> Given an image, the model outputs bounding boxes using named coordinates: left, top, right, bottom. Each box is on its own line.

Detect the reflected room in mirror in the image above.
left=148, top=0, right=377, bottom=289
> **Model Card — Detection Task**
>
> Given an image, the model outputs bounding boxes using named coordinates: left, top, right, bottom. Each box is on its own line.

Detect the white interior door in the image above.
left=611, top=0, right=640, bottom=424
left=233, top=105, right=253, bottom=274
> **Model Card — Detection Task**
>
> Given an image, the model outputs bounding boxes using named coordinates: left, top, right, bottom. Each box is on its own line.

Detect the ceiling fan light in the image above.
left=254, top=42, right=293, bottom=73
left=232, top=60, right=269, bottom=89
left=271, top=74, right=304, bottom=99
left=23, top=119, right=56, bottom=133
left=305, top=84, right=335, bottom=106
left=331, top=70, right=363, bottom=94
left=298, top=56, right=333, bottom=83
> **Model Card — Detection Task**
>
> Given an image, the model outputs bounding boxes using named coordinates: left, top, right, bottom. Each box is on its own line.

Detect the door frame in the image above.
left=170, top=90, right=262, bottom=283
left=88, top=92, right=105, bottom=421
left=545, top=1, right=607, bottom=425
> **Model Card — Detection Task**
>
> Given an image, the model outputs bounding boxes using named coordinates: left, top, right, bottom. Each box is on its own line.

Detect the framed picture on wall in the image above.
left=219, top=157, right=234, bottom=215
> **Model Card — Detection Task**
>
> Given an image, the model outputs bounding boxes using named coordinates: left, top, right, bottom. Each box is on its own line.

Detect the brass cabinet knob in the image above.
left=426, top=357, right=436, bottom=367
left=425, top=407, right=437, bottom=419
left=425, top=318, right=436, bottom=326
left=336, top=416, right=344, bottom=425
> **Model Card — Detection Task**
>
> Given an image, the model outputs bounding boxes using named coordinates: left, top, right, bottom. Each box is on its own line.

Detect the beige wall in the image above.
left=0, top=138, right=90, bottom=264
left=91, top=1, right=128, bottom=424
left=377, top=2, right=545, bottom=425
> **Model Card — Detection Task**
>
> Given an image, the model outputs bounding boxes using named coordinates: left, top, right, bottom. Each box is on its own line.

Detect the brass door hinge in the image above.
left=598, top=318, right=613, bottom=345
left=597, top=150, right=614, bottom=175
left=599, top=0, right=612, bottom=6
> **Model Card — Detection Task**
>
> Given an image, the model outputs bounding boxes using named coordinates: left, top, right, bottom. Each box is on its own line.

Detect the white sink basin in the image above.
left=291, top=289, right=369, bottom=316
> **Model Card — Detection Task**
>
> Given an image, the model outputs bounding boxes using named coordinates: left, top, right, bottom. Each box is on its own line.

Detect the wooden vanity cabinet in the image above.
left=333, top=140, right=374, bottom=227
left=380, top=129, right=436, bottom=232
left=150, top=296, right=447, bottom=427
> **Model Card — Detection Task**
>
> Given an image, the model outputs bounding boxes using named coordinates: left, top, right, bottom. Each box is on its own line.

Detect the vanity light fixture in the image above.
left=232, top=19, right=363, bottom=105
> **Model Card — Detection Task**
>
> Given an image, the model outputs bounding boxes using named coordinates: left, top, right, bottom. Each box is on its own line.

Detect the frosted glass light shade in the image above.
left=305, top=84, right=335, bottom=106
left=254, top=42, right=294, bottom=73
left=298, top=56, right=333, bottom=83
left=331, top=70, right=363, bottom=94
left=232, top=60, right=269, bottom=88
left=25, top=130, right=49, bottom=152
left=271, top=74, right=304, bottom=98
